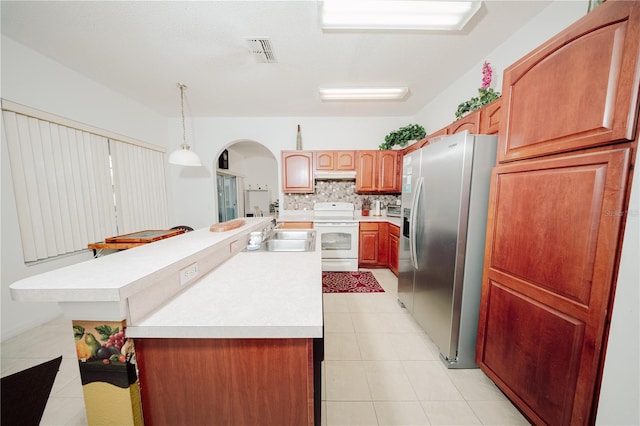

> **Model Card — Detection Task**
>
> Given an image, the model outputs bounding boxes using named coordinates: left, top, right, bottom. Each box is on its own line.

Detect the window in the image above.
left=2, top=100, right=168, bottom=262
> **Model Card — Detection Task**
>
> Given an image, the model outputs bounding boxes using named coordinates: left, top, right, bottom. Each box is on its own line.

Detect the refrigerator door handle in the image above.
left=409, top=176, right=424, bottom=270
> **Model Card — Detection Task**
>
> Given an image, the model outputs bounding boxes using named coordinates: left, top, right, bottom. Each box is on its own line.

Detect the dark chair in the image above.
left=171, top=225, right=194, bottom=232
left=1, top=356, right=62, bottom=426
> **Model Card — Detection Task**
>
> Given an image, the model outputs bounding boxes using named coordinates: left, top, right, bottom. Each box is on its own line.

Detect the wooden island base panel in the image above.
left=135, top=338, right=318, bottom=426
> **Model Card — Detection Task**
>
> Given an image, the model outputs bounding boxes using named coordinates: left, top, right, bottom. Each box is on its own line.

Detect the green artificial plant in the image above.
left=379, top=124, right=426, bottom=150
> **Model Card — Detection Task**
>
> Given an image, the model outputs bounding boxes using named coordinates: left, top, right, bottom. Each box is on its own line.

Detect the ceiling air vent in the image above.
left=246, top=38, right=277, bottom=63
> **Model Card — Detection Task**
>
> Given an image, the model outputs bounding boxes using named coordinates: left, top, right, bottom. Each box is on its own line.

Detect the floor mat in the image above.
left=322, top=271, right=385, bottom=293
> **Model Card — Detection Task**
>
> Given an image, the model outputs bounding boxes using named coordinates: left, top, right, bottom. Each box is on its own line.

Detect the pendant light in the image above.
left=168, top=83, right=202, bottom=167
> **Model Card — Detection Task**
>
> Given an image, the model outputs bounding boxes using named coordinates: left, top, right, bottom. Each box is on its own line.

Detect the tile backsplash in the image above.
left=283, top=180, right=401, bottom=211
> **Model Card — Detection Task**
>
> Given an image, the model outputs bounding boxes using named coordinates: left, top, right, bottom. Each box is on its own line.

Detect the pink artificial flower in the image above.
left=481, top=61, right=492, bottom=89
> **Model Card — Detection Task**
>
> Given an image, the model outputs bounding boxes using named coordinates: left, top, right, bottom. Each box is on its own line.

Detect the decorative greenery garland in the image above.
left=379, top=123, right=426, bottom=150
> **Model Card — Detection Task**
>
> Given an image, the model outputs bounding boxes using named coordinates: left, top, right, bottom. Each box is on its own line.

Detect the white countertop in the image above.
left=10, top=217, right=271, bottom=303
left=278, top=210, right=402, bottom=228
left=126, top=237, right=323, bottom=339
left=10, top=216, right=324, bottom=339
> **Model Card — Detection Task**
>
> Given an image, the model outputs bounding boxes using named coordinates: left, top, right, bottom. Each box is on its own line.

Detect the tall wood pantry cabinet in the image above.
left=476, top=1, right=640, bottom=425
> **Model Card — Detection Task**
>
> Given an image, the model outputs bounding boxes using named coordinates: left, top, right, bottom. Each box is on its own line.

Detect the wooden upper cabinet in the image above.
left=355, top=150, right=400, bottom=193
left=449, top=109, right=481, bottom=135
left=377, top=151, right=401, bottom=192
left=479, top=99, right=501, bottom=135
left=335, top=151, right=356, bottom=170
left=315, top=150, right=356, bottom=171
left=355, top=151, right=377, bottom=192
left=498, top=0, right=640, bottom=162
left=314, top=151, right=335, bottom=170
left=427, top=127, right=449, bottom=140
left=281, top=151, right=314, bottom=193
left=409, top=100, right=502, bottom=157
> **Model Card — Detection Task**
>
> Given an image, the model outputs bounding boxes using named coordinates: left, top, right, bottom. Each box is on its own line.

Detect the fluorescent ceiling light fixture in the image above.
left=319, top=87, right=409, bottom=101
left=321, top=0, right=481, bottom=31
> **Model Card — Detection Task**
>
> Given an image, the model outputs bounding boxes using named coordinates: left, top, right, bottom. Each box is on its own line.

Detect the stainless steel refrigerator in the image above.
left=398, top=131, right=497, bottom=368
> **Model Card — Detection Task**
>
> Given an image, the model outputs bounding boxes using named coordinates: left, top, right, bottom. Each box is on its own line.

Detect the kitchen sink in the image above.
left=265, top=239, right=314, bottom=252
left=246, top=230, right=316, bottom=252
left=270, top=230, right=315, bottom=240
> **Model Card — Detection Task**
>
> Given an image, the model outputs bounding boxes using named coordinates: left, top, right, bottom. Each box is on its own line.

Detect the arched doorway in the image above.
left=215, top=140, right=278, bottom=222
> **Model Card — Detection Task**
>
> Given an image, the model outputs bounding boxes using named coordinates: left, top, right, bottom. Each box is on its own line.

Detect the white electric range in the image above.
left=313, top=202, right=359, bottom=272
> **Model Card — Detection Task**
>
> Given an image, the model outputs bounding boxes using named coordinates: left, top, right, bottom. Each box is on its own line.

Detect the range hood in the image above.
left=314, top=170, right=357, bottom=180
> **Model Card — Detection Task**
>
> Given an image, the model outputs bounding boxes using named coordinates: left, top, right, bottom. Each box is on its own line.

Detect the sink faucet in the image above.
left=261, top=220, right=276, bottom=241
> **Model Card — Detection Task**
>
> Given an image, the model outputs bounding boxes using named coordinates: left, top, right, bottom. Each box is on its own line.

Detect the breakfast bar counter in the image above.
left=9, top=216, right=323, bottom=425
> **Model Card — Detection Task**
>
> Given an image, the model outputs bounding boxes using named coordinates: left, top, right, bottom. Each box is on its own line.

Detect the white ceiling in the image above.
left=1, top=1, right=552, bottom=118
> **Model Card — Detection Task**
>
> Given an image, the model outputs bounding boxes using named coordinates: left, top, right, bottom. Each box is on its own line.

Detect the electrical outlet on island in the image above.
left=179, top=263, right=199, bottom=286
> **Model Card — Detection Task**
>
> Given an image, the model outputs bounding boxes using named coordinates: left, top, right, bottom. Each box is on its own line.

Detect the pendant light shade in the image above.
left=168, top=83, right=202, bottom=167
left=168, top=144, right=202, bottom=166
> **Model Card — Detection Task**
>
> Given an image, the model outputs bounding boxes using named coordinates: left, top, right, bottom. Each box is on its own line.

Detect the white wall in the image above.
left=242, top=155, right=278, bottom=197
left=414, top=1, right=588, bottom=133
left=166, top=116, right=411, bottom=229
left=1, top=36, right=168, bottom=340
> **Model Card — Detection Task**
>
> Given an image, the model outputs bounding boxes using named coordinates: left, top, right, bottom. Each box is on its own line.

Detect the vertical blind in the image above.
left=2, top=102, right=168, bottom=262
left=111, top=141, right=168, bottom=234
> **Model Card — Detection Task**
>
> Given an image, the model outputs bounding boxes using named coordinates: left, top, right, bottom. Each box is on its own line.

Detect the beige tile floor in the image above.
left=1, top=268, right=529, bottom=425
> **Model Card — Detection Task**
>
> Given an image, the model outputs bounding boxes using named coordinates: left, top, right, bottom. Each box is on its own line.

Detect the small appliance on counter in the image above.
left=386, top=204, right=401, bottom=217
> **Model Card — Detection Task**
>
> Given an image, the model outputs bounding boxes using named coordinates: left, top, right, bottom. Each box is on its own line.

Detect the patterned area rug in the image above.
left=322, top=271, right=385, bottom=293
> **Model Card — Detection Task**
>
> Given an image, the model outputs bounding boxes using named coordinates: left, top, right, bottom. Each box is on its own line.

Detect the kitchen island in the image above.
left=10, top=217, right=323, bottom=425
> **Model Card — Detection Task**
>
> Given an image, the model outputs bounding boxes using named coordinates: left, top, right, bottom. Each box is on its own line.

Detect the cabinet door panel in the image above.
left=477, top=147, right=631, bottom=425
left=358, top=232, right=379, bottom=264
left=491, top=160, right=613, bottom=305
left=315, top=151, right=334, bottom=170
left=449, top=109, right=480, bottom=135
left=336, top=151, right=356, bottom=170
left=378, top=222, right=389, bottom=266
left=282, top=151, right=313, bottom=193
left=480, top=282, right=584, bottom=426
left=498, top=1, right=640, bottom=162
left=356, top=151, right=377, bottom=192
left=480, top=99, right=501, bottom=135
left=388, top=225, right=400, bottom=276
left=378, top=151, right=400, bottom=192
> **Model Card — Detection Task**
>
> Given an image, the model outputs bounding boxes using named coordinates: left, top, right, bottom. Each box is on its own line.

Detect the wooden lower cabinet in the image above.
left=358, top=222, right=381, bottom=266
left=358, top=222, right=395, bottom=269
left=388, top=224, right=400, bottom=276
left=136, top=338, right=319, bottom=426
left=476, top=147, right=632, bottom=425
